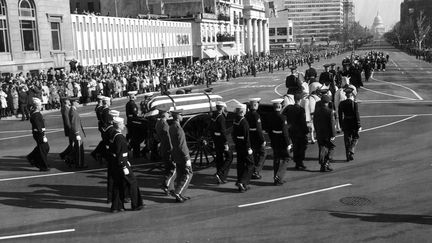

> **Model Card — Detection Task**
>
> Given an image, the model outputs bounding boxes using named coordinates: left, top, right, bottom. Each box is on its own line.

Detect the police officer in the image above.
left=338, top=87, right=361, bottom=161
left=109, top=116, right=144, bottom=213
left=169, top=109, right=193, bottom=203
left=211, top=101, right=233, bottom=184
left=286, top=66, right=302, bottom=95
left=313, top=95, right=336, bottom=172
left=59, top=97, right=72, bottom=160
left=283, top=93, right=309, bottom=170
left=267, top=98, right=291, bottom=185
left=27, top=98, right=50, bottom=171
left=232, top=103, right=254, bottom=192
left=245, top=98, right=266, bottom=179
left=69, top=97, right=87, bottom=168
left=155, top=107, right=175, bottom=194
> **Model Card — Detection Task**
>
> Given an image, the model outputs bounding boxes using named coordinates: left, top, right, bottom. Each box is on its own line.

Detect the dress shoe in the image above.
left=26, top=155, right=35, bottom=166
left=174, top=193, right=185, bottom=203
left=132, top=205, right=144, bottom=211
left=295, top=164, right=307, bottom=170
left=251, top=173, right=262, bottom=180
left=274, top=176, right=284, bottom=186
left=215, top=174, right=226, bottom=184
left=238, top=183, right=247, bottom=192
left=325, top=165, right=333, bottom=172
left=39, top=168, right=50, bottom=172
left=180, top=195, right=191, bottom=201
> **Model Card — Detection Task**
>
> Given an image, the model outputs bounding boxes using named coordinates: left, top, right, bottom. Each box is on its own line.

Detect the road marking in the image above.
left=359, top=115, right=417, bottom=133
left=274, top=83, right=284, bottom=96
left=0, top=229, right=75, bottom=240
left=361, top=114, right=432, bottom=118
left=371, top=72, right=423, bottom=100
left=0, top=162, right=163, bottom=182
left=361, top=87, right=415, bottom=100
left=358, top=99, right=432, bottom=104
left=0, top=128, right=64, bottom=134
left=238, top=184, right=352, bottom=208
left=0, top=127, right=98, bottom=141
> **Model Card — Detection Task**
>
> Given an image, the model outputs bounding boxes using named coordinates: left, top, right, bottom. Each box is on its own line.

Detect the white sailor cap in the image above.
left=96, top=95, right=104, bottom=100
left=112, top=116, right=124, bottom=124
left=216, top=101, right=227, bottom=108
left=249, top=98, right=261, bottom=103
left=234, top=103, right=247, bottom=110
left=127, top=91, right=138, bottom=96
left=271, top=98, right=284, bottom=104
left=101, top=96, right=110, bottom=101
left=32, top=97, right=42, bottom=106
left=109, top=110, right=120, bottom=117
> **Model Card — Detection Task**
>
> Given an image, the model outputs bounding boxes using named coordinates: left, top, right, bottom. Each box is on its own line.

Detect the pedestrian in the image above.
left=338, top=87, right=361, bottom=161
left=169, top=109, right=193, bottom=203
left=59, top=97, right=73, bottom=161
left=232, top=103, right=254, bottom=192
left=313, top=95, right=336, bottom=172
left=27, top=98, right=50, bottom=172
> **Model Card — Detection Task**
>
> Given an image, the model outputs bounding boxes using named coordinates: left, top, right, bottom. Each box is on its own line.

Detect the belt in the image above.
left=132, top=121, right=141, bottom=124
left=249, top=128, right=257, bottom=131
left=236, top=136, right=245, bottom=140
left=214, top=132, right=221, bottom=136
left=272, top=130, right=283, bottom=134
left=112, top=152, right=128, bottom=158
left=105, top=145, right=110, bottom=149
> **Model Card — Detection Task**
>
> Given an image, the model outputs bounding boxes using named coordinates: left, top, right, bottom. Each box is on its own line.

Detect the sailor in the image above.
left=169, top=109, right=193, bottom=203
left=91, top=96, right=111, bottom=162
left=211, top=101, right=233, bottom=184
left=232, top=103, right=254, bottom=192
left=27, top=97, right=50, bottom=171
left=69, top=97, right=87, bottom=168
left=267, top=98, right=291, bottom=185
left=338, top=87, right=361, bottom=161
left=245, top=98, right=266, bottom=179
left=125, top=91, right=139, bottom=140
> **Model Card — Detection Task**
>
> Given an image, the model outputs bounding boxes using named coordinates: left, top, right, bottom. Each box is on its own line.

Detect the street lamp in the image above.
left=161, top=42, right=166, bottom=69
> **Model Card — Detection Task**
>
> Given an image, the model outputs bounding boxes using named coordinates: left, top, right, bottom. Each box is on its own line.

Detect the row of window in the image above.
left=0, top=0, right=62, bottom=53
left=269, top=27, right=293, bottom=36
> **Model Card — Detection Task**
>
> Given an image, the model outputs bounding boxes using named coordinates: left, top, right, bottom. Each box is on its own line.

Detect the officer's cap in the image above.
left=32, top=97, right=42, bottom=106
left=323, top=64, right=330, bottom=68
left=321, top=95, right=331, bottom=103
left=330, top=63, right=336, bottom=67
left=216, top=101, right=227, bottom=108
left=171, top=109, right=184, bottom=115
left=109, top=110, right=120, bottom=117
left=175, top=89, right=185, bottom=95
left=184, top=87, right=192, bottom=94
left=289, top=65, right=297, bottom=70
left=249, top=98, right=261, bottom=103
left=204, top=88, right=213, bottom=93
left=112, top=116, right=124, bottom=124
left=127, top=91, right=138, bottom=96
left=271, top=98, right=284, bottom=104
left=158, top=106, right=170, bottom=114
left=344, top=87, right=355, bottom=94
left=101, top=96, right=110, bottom=101
left=96, top=95, right=104, bottom=100
left=318, top=88, right=329, bottom=95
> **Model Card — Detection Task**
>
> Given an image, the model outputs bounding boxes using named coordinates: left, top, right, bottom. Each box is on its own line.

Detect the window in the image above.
left=277, top=28, right=287, bottom=36
left=50, top=22, right=61, bottom=50
left=269, top=28, right=275, bottom=36
left=19, top=0, right=38, bottom=51
left=0, top=0, right=9, bottom=53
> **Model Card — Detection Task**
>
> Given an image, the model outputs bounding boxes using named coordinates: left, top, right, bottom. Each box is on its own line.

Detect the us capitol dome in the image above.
left=372, top=12, right=386, bottom=39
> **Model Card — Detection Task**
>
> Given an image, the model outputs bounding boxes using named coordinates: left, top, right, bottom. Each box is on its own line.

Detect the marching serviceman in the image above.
left=267, top=99, right=291, bottom=185
left=313, top=94, right=336, bottom=172
left=109, top=116, right=144, bottom=213
left=286, top=66, right=302, bottom=95
left=232, top=103, right=254, bottom=192
left=283, top=93, right=309, bottom=170
left=126, top=91, right=142, bottom=158
left=59, top=97, right=72, bottom=160
left=69, top=97, right=87, bottom=168
left=155, top=107, right=175, bottom=194
left=105, top=110, right=121, bottom=203
left=211, top=101, right=233, bottom=184
left=338, top=87, right=361, bottom=162
left=169, top=109, right=193, bottom=203
left=245, top=98, right=266, bottom=180
left=125, top=91, right=139, bottom=140
left=304, top=62, right=317, bottom=84
left=91, top=96, right=111, bottom=162
left=27, top=97, right=50, bottom=172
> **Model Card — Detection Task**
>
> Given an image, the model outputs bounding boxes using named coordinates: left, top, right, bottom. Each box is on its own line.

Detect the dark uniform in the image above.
left=305, top=66, right=318, bottom=84
left=59, top=102, right=72, bottom=160
left=91, top=103, right=109, bottom=160
left=245, top=108, right=266, bottom=178
left=283, top=103, right=309, bottom=169
left=232, top=115, right=254, bottom=191
left=155, top=117, right=175, bottom=192
left=125, top=98, right=139, bottom=139
left=286, top=72, right=302, bottom=95
left=211, top=110, right=233, bottom=183
left=126, top=99, right=141, bottom=158
left=313, top=97, right=336, bottom=171
left=69, top=104, right=86, bottom=168
left=109, top=131, right=143, bottom=212
left=28, top=110, right=50, bottom=171
left=338, top=96, right=361, bottom=161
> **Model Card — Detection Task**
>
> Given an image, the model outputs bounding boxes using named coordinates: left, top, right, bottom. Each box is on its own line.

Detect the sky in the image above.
left=354, top=0, right=404, bottom=30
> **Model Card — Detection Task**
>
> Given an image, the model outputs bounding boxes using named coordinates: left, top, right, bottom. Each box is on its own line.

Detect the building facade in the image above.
left=69, top=0, right=101, bottom=14
left=400, top=0, right=432, bottom=26
left=343, top=0, right=355, bottom=29
left=0, top=0, right=74, bottom=74
left=268, top=9, right=295, bottom=52
left=280, top=0, right=343, bottom=43
left=71, top=14, right=192, bottom=66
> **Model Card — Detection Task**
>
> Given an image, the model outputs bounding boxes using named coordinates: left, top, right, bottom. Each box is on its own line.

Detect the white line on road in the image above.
left=0, top=229, right=75, bottom=240
left=371, top=73, right=423, bottom=100
left=361, top=114, right=432, bottom=118
left=360, top=115, right=417, bottom=133
left=274, top=83, right=284, bottom=96
left=238, top=184, right=352, bottom=208
left=361, top=87, right=415, bottom=100
left=0, top=130, right=63, bottom=141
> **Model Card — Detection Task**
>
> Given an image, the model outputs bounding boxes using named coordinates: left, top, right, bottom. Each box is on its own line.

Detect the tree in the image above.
left=413, top=11, right=431, bottom=49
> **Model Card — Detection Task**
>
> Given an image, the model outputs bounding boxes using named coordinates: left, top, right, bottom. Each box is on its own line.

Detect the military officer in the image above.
left=59, top=97, right=72, bottom=160
left=313, top=95, right=336, bottom=172
left=91, top=96, right=111, bottom=162
left=109, top=116, right=144, bottom=213
left=305, top=62, right=318, bottom=84
left=125, top=91, right=139, bottom=140
left=27, top=97, right=50, bottom=171
left=232, top=103, right=254, bottom=192
left=245, top=98, right=266, bottom=179
left=338, top=87, right=361, bottom=161
left=211, top=101, right=233, bottom=184
left=169, top=109, right=193, bottom=203
left=155, top=107, right=175, bottom=194
left=69, top=97, right=87, bottom=168
left=286, top=66, right=302, bottom=95
left=283, top=93, right=309, bottom=170
left=267, top=98, right=291, bottom=185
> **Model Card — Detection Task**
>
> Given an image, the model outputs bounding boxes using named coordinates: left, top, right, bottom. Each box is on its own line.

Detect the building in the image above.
left=268, top=8, right=295, bottom=53
left=279, top=0, right=343, bottom=44
left=400, top=0, right=432, bottom=26
left=0, top=0, right=74, bottom=74
left=371, top=12, right=385, bottom=39
left=343, top=0, right=355, bottom=29
left=69, top=0, right=101, bottom=14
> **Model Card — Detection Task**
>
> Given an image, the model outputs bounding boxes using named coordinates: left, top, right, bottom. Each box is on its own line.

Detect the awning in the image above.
left=203, top=49, right=218, bottom=59
left=219, top=47, right=240, bottom=57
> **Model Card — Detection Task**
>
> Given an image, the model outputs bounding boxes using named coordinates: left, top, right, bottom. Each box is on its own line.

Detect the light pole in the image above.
left=114, top=0, right=118, bottom=17
left=162, top=42, right=165, bottom=69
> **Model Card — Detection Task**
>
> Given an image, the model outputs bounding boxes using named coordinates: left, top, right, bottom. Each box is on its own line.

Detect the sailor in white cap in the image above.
left=267, top=98, right=292, bottom=185
left=212, top=100, right=233, bottom=184
left=245, top=98, right=266, bottom=180
left=27, top=97, right=50, bottom=171
left=232, top=102, right=254, bottom=192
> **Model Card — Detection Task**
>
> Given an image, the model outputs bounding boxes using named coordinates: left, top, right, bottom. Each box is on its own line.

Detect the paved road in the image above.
left=0, top=45, right=431, bottom=242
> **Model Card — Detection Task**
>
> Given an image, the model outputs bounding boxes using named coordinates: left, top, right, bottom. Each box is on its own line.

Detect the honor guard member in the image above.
left=232, top=103, right=254, bottom=192
left=125, top=91, right=139, bottom=140
left=338, top=87, right=361, bottom=161
left=313, top=95, right=336, bottom=172
left=91, top=96, right=111, bottom=162
left=329, top=63, right=337, bottom=78
left=109, top=116, right=144, bottom=213
left=267, top=99, right=291, bottom=185
left=105, top=110, right=121, bottom=203
left=59, top=97, right=72, bottom=160
left=155, top=107, right=175, bottom=194
left=286, top=66, right=303, bottom=95
left=169, top=109, right=193, bottom=203
left=27, top=97, right=50, bottom=171
left=211, top=101, right=233, bottom=184
left=305, top=62, right=318, bottom=84
left=319, top=64, right=336, bottom=98
left=245, top=98, right=266, bottom=179
left=126, top=91, right=143, bottom=158
left=283, top=93, right=309, bottom=170
left=69, top=97, right=87, bottom=168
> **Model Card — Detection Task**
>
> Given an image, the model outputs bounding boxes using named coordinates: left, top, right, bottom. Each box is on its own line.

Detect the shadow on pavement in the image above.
left=329, top=211, right=432, bottom=225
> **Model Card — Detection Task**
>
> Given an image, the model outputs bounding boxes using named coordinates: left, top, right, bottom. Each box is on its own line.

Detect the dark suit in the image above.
left=286, top=74, right=302, bottom=95
left=69, top=106, right=86, bottom=168
left=28, top=111, right=50, bottom=170
left=338, top=99, right=361, bottom=160
left=59, top=105, right=72, bottom=159
left=155, top=118, right=175, bottom=190
left=283, top=104, right=308, bottom=167
left=313, top=101, right=336, bottom=166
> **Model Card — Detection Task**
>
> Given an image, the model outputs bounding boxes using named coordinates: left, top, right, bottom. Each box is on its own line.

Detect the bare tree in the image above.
left=414, top=11, right=431, bottom=49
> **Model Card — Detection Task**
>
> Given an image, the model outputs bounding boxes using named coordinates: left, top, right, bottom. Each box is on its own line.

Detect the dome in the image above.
left=373, top=15, right=383, bottom=25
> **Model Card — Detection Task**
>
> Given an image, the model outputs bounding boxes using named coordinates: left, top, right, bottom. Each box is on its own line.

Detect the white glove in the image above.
left=288, top=144, right=293, bottom=151
left=186, top=159, right=192, bottom=167
left=123, top=166, right=130, bottom=175
left=224, top=144, right=229, bottom=151
left=358, top=127, right=362, bottom=132
left=330, top=137, right=336, bottom=141
left=43, top=136, right=48, bottom=143
left=262, top=141, right=266, bottom=147
left=76, top=135, right=81, bottom=141
left=248, top=148, right=253, bottom=155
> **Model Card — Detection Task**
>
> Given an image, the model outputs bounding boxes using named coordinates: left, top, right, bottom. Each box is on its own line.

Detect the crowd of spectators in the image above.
left=0, top=49, right=345, bottom=120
